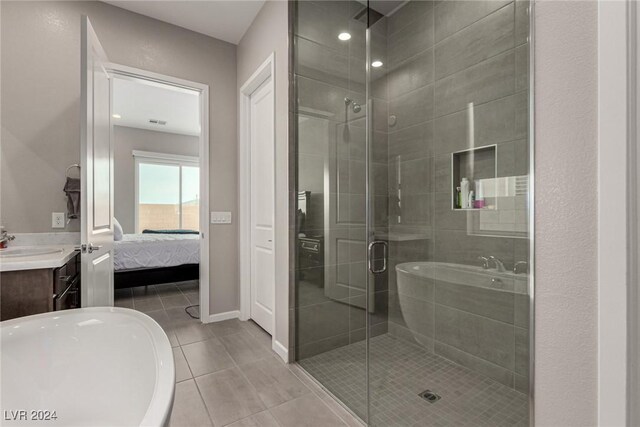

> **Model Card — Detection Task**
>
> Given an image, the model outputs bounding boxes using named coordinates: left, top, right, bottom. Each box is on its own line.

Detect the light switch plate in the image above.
left=52, top=212, right=65, bottom=228
left=210, top=211, right=232, bottom=224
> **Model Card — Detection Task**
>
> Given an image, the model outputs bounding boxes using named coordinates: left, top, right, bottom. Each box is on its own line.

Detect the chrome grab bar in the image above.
left=368, top=241, right=388, bottom=274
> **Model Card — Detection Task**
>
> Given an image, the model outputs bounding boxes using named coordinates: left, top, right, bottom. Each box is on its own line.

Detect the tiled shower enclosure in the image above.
left=291, top=1, right=532, bottom=425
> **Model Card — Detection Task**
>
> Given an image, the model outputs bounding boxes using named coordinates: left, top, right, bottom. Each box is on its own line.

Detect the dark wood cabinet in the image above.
left=1, top=252, right=80, bottom=321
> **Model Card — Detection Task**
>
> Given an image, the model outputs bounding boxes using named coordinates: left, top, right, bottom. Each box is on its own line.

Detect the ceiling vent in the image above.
left=149, top=119, right=167, bottom=125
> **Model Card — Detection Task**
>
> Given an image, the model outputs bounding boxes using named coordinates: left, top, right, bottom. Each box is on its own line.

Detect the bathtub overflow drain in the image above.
left=418, top=390, right=441, bottom=403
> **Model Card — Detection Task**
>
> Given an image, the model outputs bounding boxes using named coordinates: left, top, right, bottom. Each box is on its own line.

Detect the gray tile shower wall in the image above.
left=383, top=0, right=530, bottom=393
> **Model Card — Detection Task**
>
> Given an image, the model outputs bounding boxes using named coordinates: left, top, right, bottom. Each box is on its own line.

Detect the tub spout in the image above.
left=488, top=256, right=506, bottom=272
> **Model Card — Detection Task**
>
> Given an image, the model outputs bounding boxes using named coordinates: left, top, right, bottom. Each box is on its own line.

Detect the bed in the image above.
left=114, top=233, right=200, bottom=289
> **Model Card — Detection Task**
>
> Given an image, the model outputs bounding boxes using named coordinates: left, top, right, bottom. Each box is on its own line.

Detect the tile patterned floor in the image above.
left=115, top=281, right=362, bottom=427
left=300, top=334, right=529, bottom=427
left=116, top=283, right=526, bottom=426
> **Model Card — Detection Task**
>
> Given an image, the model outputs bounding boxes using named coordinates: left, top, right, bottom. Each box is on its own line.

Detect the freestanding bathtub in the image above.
left=395, top=261, right=528, bottom=339
left=394, top=261, right=529, bottom=389
left=1, top=307, right=175, bottom=426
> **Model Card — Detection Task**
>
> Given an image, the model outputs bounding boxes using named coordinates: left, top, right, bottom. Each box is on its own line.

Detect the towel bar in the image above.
left=65, top=164, right=80, bottom=178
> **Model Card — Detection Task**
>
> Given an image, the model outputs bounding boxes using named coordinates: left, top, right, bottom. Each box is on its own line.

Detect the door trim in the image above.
left=105, top=62, right=211, bottom=323
left=596, top=0, right=640, bottom=423
left=239, top=53, right=280, bottom=355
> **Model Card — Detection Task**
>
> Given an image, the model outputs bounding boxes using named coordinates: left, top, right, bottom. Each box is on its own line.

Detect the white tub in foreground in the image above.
left=1, top=307, right=175, bottom=427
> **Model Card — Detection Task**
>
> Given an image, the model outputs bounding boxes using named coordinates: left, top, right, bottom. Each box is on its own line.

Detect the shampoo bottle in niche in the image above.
left=460, top=178, right=469, bottom=209
left=474, top=180, right=485, bottom=208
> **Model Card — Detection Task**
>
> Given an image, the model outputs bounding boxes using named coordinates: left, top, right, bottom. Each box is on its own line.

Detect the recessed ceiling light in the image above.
left=371, top=60, right=383, bottom=68
left=112, top=114, right=121, bottom=119
left=338, top=32, right=351, bottom=41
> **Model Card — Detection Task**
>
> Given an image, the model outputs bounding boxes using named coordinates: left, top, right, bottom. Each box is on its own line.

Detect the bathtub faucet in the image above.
left=488, top=256, right=506, bottom=272
left=477, top=256, right=490, bottom=269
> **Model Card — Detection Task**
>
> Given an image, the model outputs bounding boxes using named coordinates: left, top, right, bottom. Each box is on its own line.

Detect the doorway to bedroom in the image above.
left=110, top=66, right=210, bottom=327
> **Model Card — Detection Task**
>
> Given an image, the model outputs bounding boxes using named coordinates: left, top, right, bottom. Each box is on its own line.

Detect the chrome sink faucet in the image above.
left=0, top=227, right=15, bottom=248
left=488, top=256, right=506, bottom=272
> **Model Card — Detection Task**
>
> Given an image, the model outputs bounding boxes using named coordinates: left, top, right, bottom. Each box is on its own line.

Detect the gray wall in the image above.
left=0, top=1, right=238, bottom=316
left=534, top=1, right=598, bottom=425
left=113, top=126, right=199, bottom=234
left=237, top=0, right=289, bottom=351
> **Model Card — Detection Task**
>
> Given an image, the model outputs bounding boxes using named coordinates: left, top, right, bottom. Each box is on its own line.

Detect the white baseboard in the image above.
left=272, top=339, right=289, bottom=362
left=206, top=310, right=240, bottom=324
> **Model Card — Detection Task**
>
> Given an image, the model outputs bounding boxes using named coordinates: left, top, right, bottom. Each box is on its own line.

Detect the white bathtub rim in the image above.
left=395, top=261, right=528, bottom=295
left=1, top=307, right=175, bottom=427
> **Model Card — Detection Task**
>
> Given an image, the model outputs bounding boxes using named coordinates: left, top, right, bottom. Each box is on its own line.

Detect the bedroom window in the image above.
left=134, top=151, right=200, bottom=233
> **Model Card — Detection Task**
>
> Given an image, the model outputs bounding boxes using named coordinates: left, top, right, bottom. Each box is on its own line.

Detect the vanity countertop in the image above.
left=0, top=245, right=79, bottom=272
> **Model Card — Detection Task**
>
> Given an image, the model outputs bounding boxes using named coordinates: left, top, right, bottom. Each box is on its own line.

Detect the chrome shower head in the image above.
left=344, top=97, right=361, bottom=114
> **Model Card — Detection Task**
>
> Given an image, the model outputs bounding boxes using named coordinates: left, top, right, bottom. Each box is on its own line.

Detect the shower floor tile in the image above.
left=299, top=334, right=528, bottom=427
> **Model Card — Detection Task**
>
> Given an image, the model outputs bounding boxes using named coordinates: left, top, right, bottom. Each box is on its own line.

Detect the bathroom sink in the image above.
left=1, top=308, right=175, bottom=426
left=0, top=247, right=64, bottom=258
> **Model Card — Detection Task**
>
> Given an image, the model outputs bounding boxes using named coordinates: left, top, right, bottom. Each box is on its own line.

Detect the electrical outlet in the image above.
left=52, top=212, right=65, bottom=228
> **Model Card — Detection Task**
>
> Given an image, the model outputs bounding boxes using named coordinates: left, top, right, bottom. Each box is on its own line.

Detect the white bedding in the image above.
left=114, top=233, right=200, bottom=271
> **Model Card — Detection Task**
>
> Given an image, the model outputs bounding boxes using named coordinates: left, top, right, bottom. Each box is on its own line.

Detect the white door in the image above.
left=249, top=78, right=275, bottom=333
left=80, top=16, right=114, bottom=307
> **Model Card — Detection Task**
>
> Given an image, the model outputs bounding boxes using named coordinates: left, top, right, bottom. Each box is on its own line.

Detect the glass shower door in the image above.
left=293, top=0, right=370, bottom=422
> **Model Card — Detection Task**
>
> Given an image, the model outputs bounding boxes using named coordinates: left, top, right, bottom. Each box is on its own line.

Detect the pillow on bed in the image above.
left=113, top=218, right=123, bottom=241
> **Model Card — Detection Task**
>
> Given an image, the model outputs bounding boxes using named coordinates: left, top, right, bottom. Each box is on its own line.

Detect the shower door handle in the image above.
left=368, top=241, right=388, bottom=274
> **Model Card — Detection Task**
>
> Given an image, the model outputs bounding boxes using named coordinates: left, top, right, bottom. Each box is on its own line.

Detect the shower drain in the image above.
left=418, top=390, right=441, bottom=403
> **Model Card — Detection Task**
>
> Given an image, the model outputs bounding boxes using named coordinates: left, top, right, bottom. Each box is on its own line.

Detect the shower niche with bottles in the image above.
left=451, top=145, right=497, bottom=210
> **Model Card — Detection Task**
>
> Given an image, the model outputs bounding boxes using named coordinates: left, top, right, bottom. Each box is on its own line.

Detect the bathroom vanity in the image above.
left=0, top=246, right=80, bottom=321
